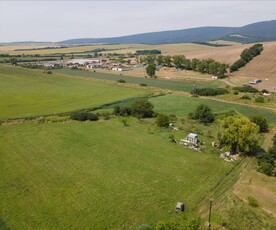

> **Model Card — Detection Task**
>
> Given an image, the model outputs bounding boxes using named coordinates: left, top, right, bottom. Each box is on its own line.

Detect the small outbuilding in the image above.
left=175, top=202, right=185, bottom=212
left=186, top=133, right=199, bottom=144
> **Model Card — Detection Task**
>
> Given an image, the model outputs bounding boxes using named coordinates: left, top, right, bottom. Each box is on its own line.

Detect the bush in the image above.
left=248, top=196, right=259, bottom=208
left=255, top=96, right=264, bottom=103
left=155, top=114, right=170, bottom=128
left=70, top=112, right=98, bottom=121
left=121, top=119, right=128, bottom=126
left=192, top=87, right=228, bottom=96
left=140, top=83, right=147, bottom=87
left=46, top=70, right=52, bottom=74
left=240, top=95, right=251, bottom=100
left=233, top=86, right=258, bottom=93
left=257, top=146, right=275, bottom=176
left=191, top=104, right=215, bottom=123
left=117, top=79, right=126, bottom=83
left=258, top=161, right=274, bottom=176
left=113, top=106, right=131, bottom=116
left=101, top=111, right=111, bottom=120
left=131, top=99, right=154, bottom=118
left=261, top=89, right=269, bottom=94
left=250, top=115, right=268, bottom=132
left=233, top=90, right=239, bottom=95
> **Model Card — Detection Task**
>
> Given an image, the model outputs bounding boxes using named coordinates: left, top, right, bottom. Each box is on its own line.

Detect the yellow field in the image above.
left=2, top=40, right=276, bottom=90
left=0, top=44, right=59, bottom=53
left=2, top=43, right=215, bottom=56
left=233, top=161, right=276, bottom=217
left=229, top=42, right=276, bottom=90
left=95, top=67, right=213, bottom=82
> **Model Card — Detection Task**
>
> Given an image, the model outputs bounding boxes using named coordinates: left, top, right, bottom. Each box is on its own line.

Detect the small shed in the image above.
left=186, top=133, right=198, bottom=144
left=175, top=202, right=185, bottom=212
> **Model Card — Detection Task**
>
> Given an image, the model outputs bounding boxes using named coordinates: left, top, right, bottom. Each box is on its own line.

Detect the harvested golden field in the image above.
left=184, top=43, right=253, bottom=64
left=233, top=161, right=276, bottom=217
left=4, top=43, right=214, bottom=55
left=229, top=42, right=276, bottom=90
left=95, top=67, right=214, bottom=83
left=0, top=44, right=58, bottom=53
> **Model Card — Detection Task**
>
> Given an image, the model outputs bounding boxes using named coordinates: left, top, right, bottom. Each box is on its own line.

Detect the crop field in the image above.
left=0, top=65, right=148, bottom=119
left=0, top=118, right=235, bottom=229
left=56, top=69, right=223, bottom=93
left=95, top=66, right=216, bottom=82
left=3, top=43, right=215, bottom=56
left=230, top=42, right=276, bottom=91
left=150, top=94, right=276, bottom=124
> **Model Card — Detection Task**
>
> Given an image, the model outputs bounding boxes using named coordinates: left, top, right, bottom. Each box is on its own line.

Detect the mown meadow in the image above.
left=0, top=65, right=148, bottom=119
left=1, top=65, right=275, bottom=229
left=56, top=68, right=223, bottom=93
left=0, top=118, right=234, bottom=229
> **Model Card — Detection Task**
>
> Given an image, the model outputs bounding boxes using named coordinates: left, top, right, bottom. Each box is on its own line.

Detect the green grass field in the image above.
left=56, top=69, right=223, bottom=93
left=0, top=118, right=234, bottom=229
left=0, top=65, right=148, bottom=119
left=150, top=94, right=276, bottom=124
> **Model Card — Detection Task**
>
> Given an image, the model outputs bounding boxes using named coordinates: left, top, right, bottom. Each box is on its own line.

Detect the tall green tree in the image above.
left=156, top=55, right=164, bottom=65
left=250, top=115, right=268, bottom=133
left=172, top=55, right=186, bottom=69
left=163, top=55, right=172, bottom=67
left=191, top=104, right=215, bottom=123
left=146, top=64, right=156, bottom=78
left=131, top=99, right=154, bottom=118
left=218, top=116, right=259, bottom=154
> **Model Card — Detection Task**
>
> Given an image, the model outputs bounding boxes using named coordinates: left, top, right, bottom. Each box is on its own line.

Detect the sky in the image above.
left=0, top=1, right=276, bottom=42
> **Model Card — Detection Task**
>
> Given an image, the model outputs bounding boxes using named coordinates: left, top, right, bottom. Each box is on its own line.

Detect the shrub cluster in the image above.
left=70, top=112, right=98, bottom=121
left=255, top=96, right=265, bottom=103
left=230, top=44, right=263, bottom=72
left=117, top=79, right=126, bottom=83
left=135, top=49, right=161, bottom=55
left=257, top=133, right=276, bottom=176
left=191, top=87, right=229, bottom=96
left=113, top=99, right=154, bottom=119
left=189, top=104, right=215, bottom=123
left=155, top=114, right=170, bottom=128
left=233, top=86, right=258, bottom=93
left=113, top=105, right=132, bottom=116
left=250, top=115, right=268, bottom=132
left=240, top=95, right=251, bottom=100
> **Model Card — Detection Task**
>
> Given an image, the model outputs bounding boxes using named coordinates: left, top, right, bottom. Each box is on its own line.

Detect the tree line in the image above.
left=141, top=55, right=229, bottom=78
left=230, top=43, right=263, bottom=72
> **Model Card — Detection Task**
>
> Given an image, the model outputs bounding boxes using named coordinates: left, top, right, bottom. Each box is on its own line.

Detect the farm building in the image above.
left=112, top=67, right=133, bottom=71
left=184, top=133, right=199, bottom=144
left=43, top=61, right=66, bottom=67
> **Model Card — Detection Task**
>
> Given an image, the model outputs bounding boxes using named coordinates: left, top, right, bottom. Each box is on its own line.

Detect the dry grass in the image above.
left=3, top=43, right=214, bottom=56
left=230, top=42, right=276, bottom=91
left=209, top=40, right=242, bottom=46
left=233, top=159, right=276, bottom=217
left=95, top=67, right=213, bottom=82
left=0, top=44, right=58, bottom=53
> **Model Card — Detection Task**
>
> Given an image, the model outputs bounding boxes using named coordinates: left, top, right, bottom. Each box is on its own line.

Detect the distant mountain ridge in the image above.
left=59, top=20, right=276, bottom=45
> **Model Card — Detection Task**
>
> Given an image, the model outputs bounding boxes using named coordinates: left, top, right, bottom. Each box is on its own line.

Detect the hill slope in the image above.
left=59, top=20, right=276, bottom=45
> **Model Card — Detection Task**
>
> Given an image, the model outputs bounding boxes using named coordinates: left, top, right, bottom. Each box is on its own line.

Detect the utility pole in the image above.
left=208, top=198, right=214, bottom=229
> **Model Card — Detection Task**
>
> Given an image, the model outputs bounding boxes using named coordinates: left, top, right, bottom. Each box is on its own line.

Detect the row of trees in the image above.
left=141, top=55, right=229, bottom=78
left=230, top=43, right=263, bottom=72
